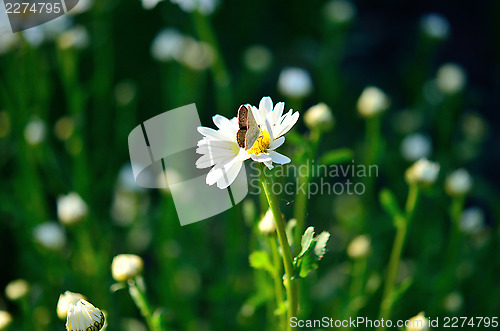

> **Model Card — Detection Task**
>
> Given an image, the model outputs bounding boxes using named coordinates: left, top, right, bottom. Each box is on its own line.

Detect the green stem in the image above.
left=270, top=237, right=287, bottom=331
left=259, top=164, right=298, bottom=329
left=378, top=184, right=420, bottom=329
left=129, top=278, right=164, bottom=331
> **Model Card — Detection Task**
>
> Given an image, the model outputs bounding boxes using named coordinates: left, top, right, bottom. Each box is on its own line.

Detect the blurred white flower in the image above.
left=33, top=222, right=66, bottom=251
left=111, top=254, right=144, bottom=282
left=445, top=168, right=473, bottom=196
left=443, top=291, right=463, bottom=313
left=400, top=133, right=432, bottom=161
left=347, top=235, right=371, bottom=259
left=324, top=0, right=357, bottom=24
left=406, top=312, right=429, bottom=331
left=24, top=118, right=46, bottom=146
left=304, top=102, right=334, bottom=132
left=258, top=209, right=276, bottom=235
left=405, top=158, right=440, bottom=186
left=68, top=0, right=93, bottom=15
left=243, top=45, right=273, bottom=72
left=460, top=207, right=485, bottom=234
left=66, top=299, right=104, bottom=331
left=5, top=279, right=30, bottom=301
left=180, top=37, right=215, bottom=70
left=57, top=192, right=88, bottom=225
left=22, top=16, right=72, bottom=47
left=0, top=16, right=19, bottom=54
left=142, top=0, right=164, bottom=10
left=151, top=28, right=185, bottom=62
left=170, top=0, right=218, bottom=15
left=57, top=291, right=86, bottom=320
left=420, top=13, right=450, bottom=40
left=436, top=63, right=466, bottom=95
left=57, top=26, right=90, bottom=50
left=0, top=311, right=12, bottom=330
left=278, top=67, right=313, bottom=98
left=357, top=86, right=390, bottom=117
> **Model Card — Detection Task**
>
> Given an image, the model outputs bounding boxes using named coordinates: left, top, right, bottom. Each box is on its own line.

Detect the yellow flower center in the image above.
left=248, top=130, right=271, bottom=155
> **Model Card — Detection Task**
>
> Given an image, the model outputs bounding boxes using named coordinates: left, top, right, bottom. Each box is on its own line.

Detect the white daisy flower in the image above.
left=196, top=96, right=299, bottom=188
left=66, top=299, right=104, bottom=331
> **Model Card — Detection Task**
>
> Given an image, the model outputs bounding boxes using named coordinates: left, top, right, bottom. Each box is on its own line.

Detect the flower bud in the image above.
left=324, top=0, right=357, bottom=25
left=400, top=133, right=432, bottom=161
left=5, top=279, right=30, bottom=301
left=33, top=222, right=66, bottom=251
left=278, top=67, right=313, bottom=98
left=0, top=311, right=12, bottom=331
left=445, top=168, right=472, bottom=196
left=66, top=299, right=104, bottom=331
left=57, top=291, right=86, bottom=320
left=57, top=192, right=88, bottom=225
left=24, top=118, right=46, bottom=146
left=420, top=13, right=450, bottom=40
left=304, top=103, right=334, bottom=132
left=406, top=312, right=429, bottom=331
left=460, top=207, right=484, bottom=234
left=405, top=158, right=440, bottom=187
left=347, top=235, right=371, bottom=259
left=258, top=209, right=276, bottom=235
left=111, top=254, right=144, bottom=282
left=436, top=63, right=466, bottom=95
left=357, top=86, right=390, bottom=117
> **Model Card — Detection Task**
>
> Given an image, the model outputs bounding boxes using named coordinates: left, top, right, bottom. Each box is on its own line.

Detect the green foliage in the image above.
left=249, top=251, right=274, bottom=274
left=293, top=227, right=331, bottom=278
left=320, top=148, right=354, bottom=165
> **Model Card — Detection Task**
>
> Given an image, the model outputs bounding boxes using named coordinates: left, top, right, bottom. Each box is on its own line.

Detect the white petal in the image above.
left=275, top=111, right=299, bottom=138
left=212, top=115, right=232, bottom=130
left=195, top=154, right=217, bottom=168
left=272, top=102, right=284, bottom=124
left=264, top=161, right=274, bottom=170
left=216, top=160, right=243, bottom=189
left=269, top=136, right=285, bottom=150
left=269, top=151, right=291, bottom=164
left=251, top=153, right=272, bottom=162
left=265, top=120, right=274, bottom=141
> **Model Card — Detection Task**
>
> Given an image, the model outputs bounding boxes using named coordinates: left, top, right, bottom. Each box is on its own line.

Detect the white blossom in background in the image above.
left=405, top=158, right=440, bottom=187
left=357, top=86, right=390, bottom=117
left=33, top=222, right=66, bottom=251
left=258, top=209, right=276, bottom=235
left=0, top=311, right=12, bottom=330
left=141, top=0, right=164, bottom=10
left=66, top=299, right=105, bottom=331
left=445, top=168, right=473, bottom=196
left=347, top=235, right=371, bottom=259
left=278, top=67, right=313, bottom=98
left=170, top=0, right=218, bottom=15
left=57, top=26, right=90, bottom=50
left=400, top=133, right=432, bottom=161
left=324, top=0, right=357, bottom=24
left=304, top=102, right=334, bottom=132
left=57, top=192, right=88, bottom=225
left=243, top=45, right=273, bottom=72
left=24, top=118, right=46, bottom=146
left=460, top=207, right=485, bottom=234
left=151, top=28, right=185, bottom=62
left=57, top=291, right=86, bottom=320
left=406, top=312, right=429, bottom=331
left=0, top=12, right=19, bottom=55
left=420, top=13, right=450, bottom=40
left=5, top=279, right=30, bottom=301
left=22, top=16, right=72, bottom=47
left=180, top=37, right=214, bottom=70
left=436, top=63, right=466, bottom=95
left=111, top=254, right=144, bottom=282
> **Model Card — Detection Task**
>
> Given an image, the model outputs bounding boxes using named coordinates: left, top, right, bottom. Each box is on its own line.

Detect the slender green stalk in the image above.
left=129, top=278, right=164, bottom=331
left=260, top=164, right=298, bottom=329
left=378, top=184, right=420, bottom=329
left=270, top=237, right=287, bottom=330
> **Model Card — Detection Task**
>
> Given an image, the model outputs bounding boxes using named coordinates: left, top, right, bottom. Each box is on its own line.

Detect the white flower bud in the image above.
left=141, top=0, right=164, bottom=10
left=405, top=158, right=440, bottom=186
left=445, top=168, right=472, bottom=196
left=57, top=26, right=90, bottom=50
left=0, top=311, right=13, bottom=331
left=24, top=118, right=46, bottom=146
left=420, top=13, right=450, bottom=40
left=278, top=67, right=313, bottom=98
left=436, top=63, right=466, bottom=95
left=5, top=279, right=30, bottom=301
left=460, top=207, right=484, bottom=234
left=243, top=45, right=273, bottom=72
left=357, top=86, right=390, bottom=117
left=33, top=222, right=66, bottom=251
left=66, top=299, right=104, bottom=331
left=57, top=291, right=86, bottom=320
left=151, top=28, right=185, bottom=62
left=347, top=235, right=371, bottom=259
left=111, top=254, right=144, bottom=282
left=57, top=192, right=88, bottom=225
left=258, top=209, right=276, bottom=235
left=324, top=0, right=357, bottom=24
left=400, top=133, right=432, bottom=161
left=304, top=103, right=334, bottom=132
left=406, top=312, right=429, bottom=331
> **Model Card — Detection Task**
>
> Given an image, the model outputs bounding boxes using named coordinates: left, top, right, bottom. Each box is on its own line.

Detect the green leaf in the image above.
left=297, top=227, right=315, bottom=259
left=320, top=148, right=354, bottom=165
left=249, top=251, right=274, bottom=273
left=314, top=231, right=330, bottom=260
left=297, top=253, right=318, bottom=278
left=379, top=188, right=404, bottom=226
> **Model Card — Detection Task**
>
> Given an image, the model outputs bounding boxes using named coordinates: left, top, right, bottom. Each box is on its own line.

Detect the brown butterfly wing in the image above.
left=237, top=129, right=247, bottom=148
left=237, top=105, right=248, bottom=129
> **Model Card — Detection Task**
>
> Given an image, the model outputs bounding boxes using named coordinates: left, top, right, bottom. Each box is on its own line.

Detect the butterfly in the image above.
left=236, top=105, right=261, bottom=150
